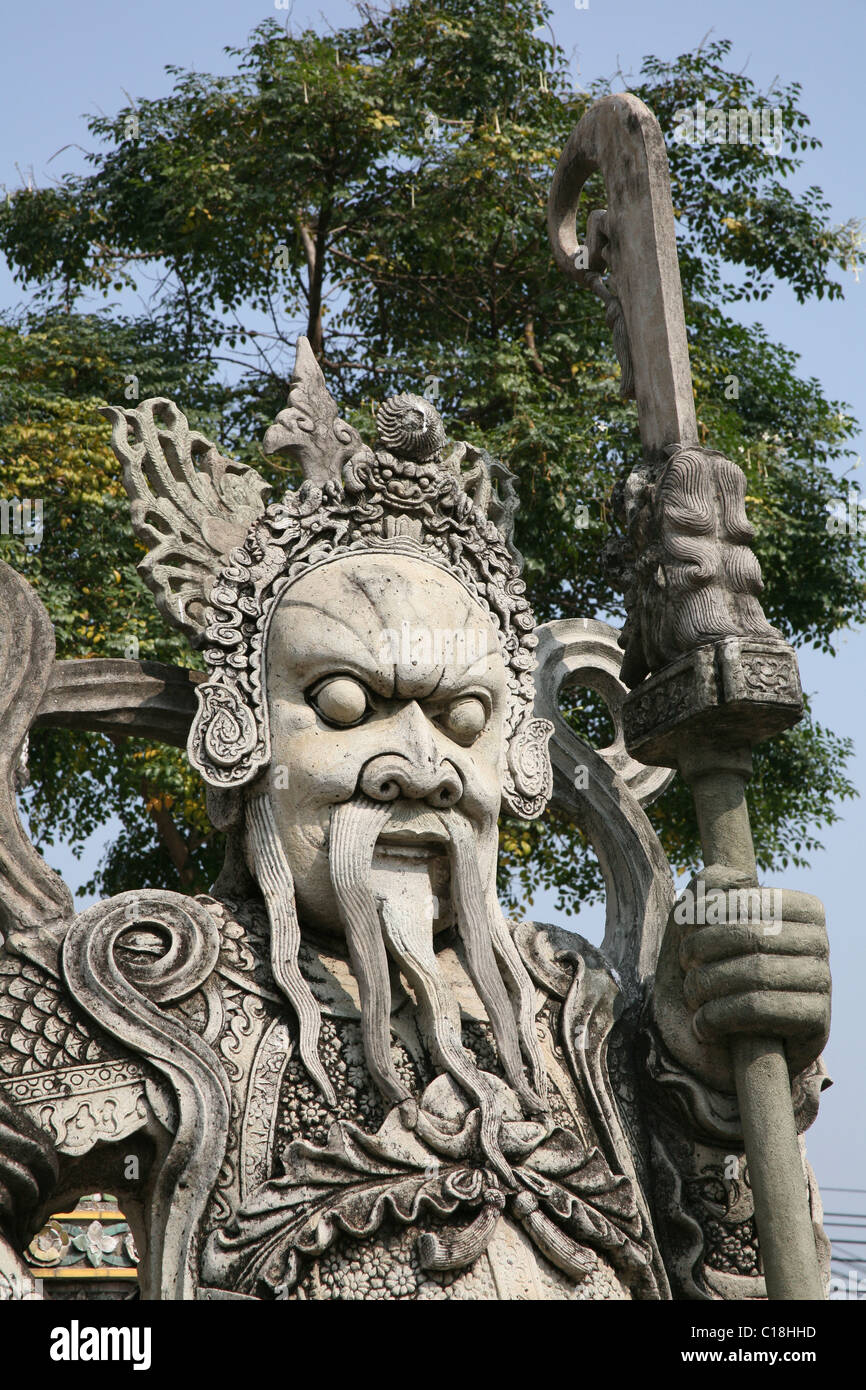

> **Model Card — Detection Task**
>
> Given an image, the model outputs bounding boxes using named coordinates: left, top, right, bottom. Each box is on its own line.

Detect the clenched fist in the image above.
left=651, top=865, right=831, bottom=1093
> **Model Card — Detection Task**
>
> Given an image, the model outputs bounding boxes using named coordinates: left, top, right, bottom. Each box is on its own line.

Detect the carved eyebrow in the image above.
left=270, top=601, right=395, bottom=695
left=307, top=663, right=394, bottom=700
left=272, top=589, right=501, bottom=699
left=404, top=658, right=497, bottom=699
left=276, top=598, right=384, bottom=653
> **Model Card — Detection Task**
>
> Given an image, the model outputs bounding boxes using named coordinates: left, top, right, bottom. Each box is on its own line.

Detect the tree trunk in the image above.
left=298, top=210, right=330, bottom=358
left=139, top=778, right=196, bottom=887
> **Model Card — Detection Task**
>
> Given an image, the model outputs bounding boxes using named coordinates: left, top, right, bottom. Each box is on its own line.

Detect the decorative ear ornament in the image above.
left=105, top=338, right=553, bottom=819
left=503, top=717, right=555, bottom=820
left=194, top=684, right=261, bottom=777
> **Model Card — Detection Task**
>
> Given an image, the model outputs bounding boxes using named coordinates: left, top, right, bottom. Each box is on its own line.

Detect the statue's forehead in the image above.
left=266, top=552, right=504, bottom=694
left=270, top=553, right=493, bottom=638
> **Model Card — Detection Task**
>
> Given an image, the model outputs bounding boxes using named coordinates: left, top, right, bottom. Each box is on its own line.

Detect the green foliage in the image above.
left=0, top=6, right=862, bottom=910
left=0, top=313, right=227, bottom=893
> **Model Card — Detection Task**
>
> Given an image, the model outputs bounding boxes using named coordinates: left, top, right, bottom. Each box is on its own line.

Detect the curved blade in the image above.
left=548, top=93, right=697, bottom=459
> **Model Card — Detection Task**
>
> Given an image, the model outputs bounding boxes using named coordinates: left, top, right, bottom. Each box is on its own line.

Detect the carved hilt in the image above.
left=547, top=96, right=802, bottom=764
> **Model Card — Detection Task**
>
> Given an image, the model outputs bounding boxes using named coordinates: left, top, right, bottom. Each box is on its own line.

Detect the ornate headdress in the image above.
left=104, top=338, right=552, bottom=818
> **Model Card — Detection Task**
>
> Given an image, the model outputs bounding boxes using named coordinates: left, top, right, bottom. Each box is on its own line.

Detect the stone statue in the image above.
left=0, top=96, right=832, bottom=1303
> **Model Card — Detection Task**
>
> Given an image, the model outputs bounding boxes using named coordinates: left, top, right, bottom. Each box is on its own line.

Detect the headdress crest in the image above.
left=104, top=339, right=552, bottom=818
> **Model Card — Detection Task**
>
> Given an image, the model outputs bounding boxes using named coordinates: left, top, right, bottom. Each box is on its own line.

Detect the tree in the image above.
left=1, top=3, right=862, bottom=911
left=0, top=312, right=227, bottom=893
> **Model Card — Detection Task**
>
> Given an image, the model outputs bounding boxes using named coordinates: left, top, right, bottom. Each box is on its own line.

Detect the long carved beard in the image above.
left=245, top=793, right=336, bottom=1108
left=247, top=790, right=549, bottom=1183
left=447, top=815, right=548, bottom=1111
left=329, top=797, right=548, bottom=1183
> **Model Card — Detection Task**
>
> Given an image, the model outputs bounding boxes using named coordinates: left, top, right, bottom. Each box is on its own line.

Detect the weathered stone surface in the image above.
left=0, top=90, right=831, bottom=1303
left=35, top=658, right=203, bottom=747
left=548, top=93, right=697, bottom=458
left=0, top=350, right=829, bottom=1301
left=622, top=639, right=803, bottom=768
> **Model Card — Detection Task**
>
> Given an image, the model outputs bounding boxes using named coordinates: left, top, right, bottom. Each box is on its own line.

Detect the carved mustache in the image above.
left=328, top=795, right=547, bottom=1185
left=324, top=794, right=460, bottom=855
left=372, top=800, right=451, bottom=847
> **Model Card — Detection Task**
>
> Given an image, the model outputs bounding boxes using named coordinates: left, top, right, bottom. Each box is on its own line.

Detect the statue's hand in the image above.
left=651, top=866, right=830, bottom=1093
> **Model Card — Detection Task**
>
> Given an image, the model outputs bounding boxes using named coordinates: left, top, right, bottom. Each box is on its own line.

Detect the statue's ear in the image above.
left=501, top=717, right=554, bottom=820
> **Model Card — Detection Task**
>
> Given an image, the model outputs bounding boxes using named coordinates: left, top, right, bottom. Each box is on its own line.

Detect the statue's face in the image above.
left=263, top=552, right=507, bottom=935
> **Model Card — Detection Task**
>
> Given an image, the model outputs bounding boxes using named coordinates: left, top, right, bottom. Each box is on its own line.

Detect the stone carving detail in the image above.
left=0, top=563, right=74, bottom=945
left=373, top=393, right=446, bottom=461
left=143, top=339, right=554, bottom=819
left=0, top=314, right=830, bottom=1301
left=740, top=654, right=791, bottom=694
left=20, top=1074, right=149, bottom=1157
left=240, top=1018, right=293, bottom=1198
left=605, top=445, right=782, bottom=689
left=620, top=639, right=804, bottom=768
left=504, top=717, right=555, bottom=819
left=621, top=650, right=716, bottom=752
left=103, top=397, right=272, bottom=646
left=530, top=618, right=675, bottom=996
left=205, top=1074, right=650, bottom=1298
left=262, top=335, right=364, bottom=484
left=188, top=914, right=668, bottom=1301
left=583, top=210, right=636, bottom=400
left=624, top=671, right=697, bottom=741
left=0, top=953, right=113, bottom=1078
left=720, top=642, right=802, bottom=704
left=61, top=892, right=231, bottom=1300
left=641, top=1026, right=831, bottom=1299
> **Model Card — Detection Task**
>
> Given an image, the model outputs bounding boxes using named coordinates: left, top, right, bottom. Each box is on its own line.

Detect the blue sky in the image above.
left=2, top=0, right=864, bottom=1273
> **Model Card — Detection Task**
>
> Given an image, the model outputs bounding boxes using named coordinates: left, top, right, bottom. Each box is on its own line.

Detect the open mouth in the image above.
left=372, top=840, right=443, bottom=858
left=370, top=805, right=453, bottom=927
left=375, top=805, right=450, bottom=850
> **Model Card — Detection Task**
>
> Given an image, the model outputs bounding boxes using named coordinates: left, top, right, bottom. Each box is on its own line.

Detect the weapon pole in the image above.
left=679, top=738, right=825, bottom=1301
left=549, top=94, right=824, bottom=1299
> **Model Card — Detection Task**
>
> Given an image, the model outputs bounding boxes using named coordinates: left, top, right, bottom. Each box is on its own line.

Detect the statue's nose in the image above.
left=358, top=703, right=463, bottom=808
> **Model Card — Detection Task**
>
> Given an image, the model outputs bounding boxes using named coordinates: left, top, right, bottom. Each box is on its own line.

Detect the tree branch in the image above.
left=139, top=777, right=195, bottom=887
left=524, top=316, right=545, bottom=375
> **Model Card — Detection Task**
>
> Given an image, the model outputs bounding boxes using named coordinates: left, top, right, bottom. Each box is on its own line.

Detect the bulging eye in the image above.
left=438, top=696, right=488, bottom=744
left=311, top=677, right=369, bottom=727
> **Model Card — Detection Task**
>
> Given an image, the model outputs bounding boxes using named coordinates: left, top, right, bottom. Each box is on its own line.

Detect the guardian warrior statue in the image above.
left=0, top=95, right=831, bottom=1301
